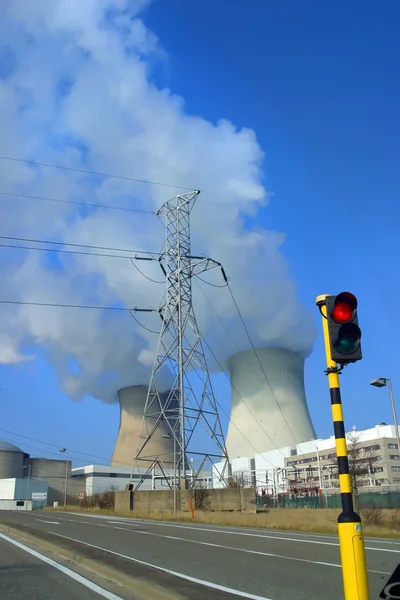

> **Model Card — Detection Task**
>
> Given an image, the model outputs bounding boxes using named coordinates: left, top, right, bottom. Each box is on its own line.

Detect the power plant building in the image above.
left=225, top=348, right=316, bottom=459
left=111, top=385, right=177, bottom=468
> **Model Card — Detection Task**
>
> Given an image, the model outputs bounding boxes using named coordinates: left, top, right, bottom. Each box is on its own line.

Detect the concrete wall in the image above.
left=115, top=487, right=256, bottom=515
left=115, top=490, right=133, bottom=513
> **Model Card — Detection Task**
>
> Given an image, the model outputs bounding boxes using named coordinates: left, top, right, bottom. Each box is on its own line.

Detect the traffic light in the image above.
left=325, top=292, right=362, bottom=364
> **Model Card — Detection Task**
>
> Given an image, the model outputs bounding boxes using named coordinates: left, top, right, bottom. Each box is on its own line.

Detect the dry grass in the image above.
left=45, top=506, right=400, bottom=538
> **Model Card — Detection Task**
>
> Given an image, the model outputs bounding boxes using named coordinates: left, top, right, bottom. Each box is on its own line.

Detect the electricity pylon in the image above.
left=134, top=191, right=230, bottom=489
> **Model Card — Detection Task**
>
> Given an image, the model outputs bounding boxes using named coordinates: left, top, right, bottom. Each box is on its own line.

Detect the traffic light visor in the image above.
left=331, top=292, right=357, bottom=323
left=334, top=322, right=361, bottom=354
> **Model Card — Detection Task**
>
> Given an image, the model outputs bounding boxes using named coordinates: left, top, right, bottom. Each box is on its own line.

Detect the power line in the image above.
left=0, top=426, right=135, bottom=468
left=196, top=278, right=310, bottom=456
left=195, top=280, right=287, bottom=459
left=190, top=366, right=278, bottom=471
left=0, top=155, right=196, bottom=191
left=129, top=310, right=160, bottom=335
left=196, top=274, right=228, bottom=288
left=0, top=191, right=155, bottom=214
left=199, top=335, right=286, bottom=464
left=0, top=300, right=134, bottom=311
left=0, top=242, right=139, bottom=261
left=0, top=235, right=160, bottom=256
left=130, top=258, right=164, bottom=284
left=226, top=281, right=300, bottom=447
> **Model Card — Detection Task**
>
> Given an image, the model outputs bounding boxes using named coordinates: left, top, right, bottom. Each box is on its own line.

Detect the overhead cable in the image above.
left=226, top=281, right=300, bottom=447
left=199, top=335, right=286, bottom=462
left=0, top=242, right=138, bottom=261
left=0, top=426, right=135, bottom=468
left=0, top=155, right=196, bottom=191
left=0, top=190, right=156, bottom=214
left=0, top=235, right=160, bottom=256
left=0, top=300, right=134, bottom=311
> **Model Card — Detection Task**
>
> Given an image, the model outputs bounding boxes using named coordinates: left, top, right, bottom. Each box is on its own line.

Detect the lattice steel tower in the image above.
left=134, top=191, right=230, bottom=487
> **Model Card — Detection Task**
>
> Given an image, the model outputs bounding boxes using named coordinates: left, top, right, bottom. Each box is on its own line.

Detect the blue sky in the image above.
left=0, top=0, right=399, bottom=468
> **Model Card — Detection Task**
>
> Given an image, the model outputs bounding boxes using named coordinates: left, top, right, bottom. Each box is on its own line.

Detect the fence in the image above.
left=257, top=491, right=400, bottom=510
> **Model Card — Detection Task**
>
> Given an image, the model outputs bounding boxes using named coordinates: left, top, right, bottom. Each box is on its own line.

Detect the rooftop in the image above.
left=0, top=439, right=23, bottom=453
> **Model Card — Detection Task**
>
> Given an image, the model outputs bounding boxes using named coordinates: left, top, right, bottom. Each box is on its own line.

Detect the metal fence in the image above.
left=257, top=492, right=400, bottom=510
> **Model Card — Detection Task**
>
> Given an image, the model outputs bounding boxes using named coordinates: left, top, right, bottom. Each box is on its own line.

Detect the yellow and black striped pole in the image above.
left=316, top=294, right=370, bottom=600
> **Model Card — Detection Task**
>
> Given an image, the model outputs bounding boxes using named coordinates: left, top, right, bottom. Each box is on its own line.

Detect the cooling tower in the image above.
left=111, top=385, right=176, bottom=468
left=226, top=348, right=316, bottom=458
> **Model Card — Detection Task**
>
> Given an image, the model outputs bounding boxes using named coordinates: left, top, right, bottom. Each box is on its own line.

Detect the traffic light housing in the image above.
left=325, top=292, right=362, bottom=364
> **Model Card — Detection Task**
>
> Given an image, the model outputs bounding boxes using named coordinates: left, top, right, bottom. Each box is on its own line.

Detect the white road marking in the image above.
left=99, top=521, right=389, bottom=574
left=0, top=532, right=123, bottom=599
left=107, top=521, right=139, bottom=525
left=52, top=532, right=273, bottom=600
left=67, top=512, right=400, bottom=552
left=36, top=519, right=60, bottom=525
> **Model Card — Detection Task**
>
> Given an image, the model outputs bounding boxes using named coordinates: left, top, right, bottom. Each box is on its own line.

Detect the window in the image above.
left=389, top=444, right=398, bottom=450
left=390, top=455, right=400, bottom=461
left=372, top=467, right=384, bottom=473
left=391, top=466, right=400, bottom=472
left=360, top=444, right=380, bottom=453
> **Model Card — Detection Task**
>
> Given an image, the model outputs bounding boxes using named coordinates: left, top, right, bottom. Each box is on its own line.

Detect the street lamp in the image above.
left=370, top=378, right=400, bottom=453
left=162, top=434, right=177, bottom=518
left=23, top=464, right=31, bottom=511
left=59, top=448, right=70, bottom=510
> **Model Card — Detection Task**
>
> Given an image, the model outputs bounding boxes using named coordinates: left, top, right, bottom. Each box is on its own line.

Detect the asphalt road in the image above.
left=1, top=510, right=399, bottom=599
left=0, top=532, right=122, bottom=600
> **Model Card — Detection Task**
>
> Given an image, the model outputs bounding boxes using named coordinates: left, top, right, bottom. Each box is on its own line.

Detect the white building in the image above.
left=214, top=423, right=400, bottom=494
left=71, top=464, right=214, bottom=496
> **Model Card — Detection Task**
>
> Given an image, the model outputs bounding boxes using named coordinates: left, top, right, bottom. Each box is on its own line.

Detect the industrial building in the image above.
left=214, top=423, right=400, bottom=494
left=0, top=438, right=75, bottom=508
left=225, top=348, right=316, bottom=459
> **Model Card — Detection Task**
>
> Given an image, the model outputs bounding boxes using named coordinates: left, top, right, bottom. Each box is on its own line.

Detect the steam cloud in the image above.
left=0, top=0, right=316, bottom=403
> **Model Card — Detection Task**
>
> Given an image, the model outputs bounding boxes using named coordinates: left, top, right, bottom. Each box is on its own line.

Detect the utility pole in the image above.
left=135, top=191, right=230, bottom=490
left=370, top=378, right=400, bottom=454
left=23, top=464, right=31, bottom=511
left=59, top=448, right=69, bottom=510
left=316, top=293, right=369, bottom=600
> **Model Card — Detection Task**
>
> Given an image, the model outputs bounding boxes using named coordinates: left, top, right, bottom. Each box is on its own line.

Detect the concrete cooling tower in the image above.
left=225, top=348, right=316, bottom=459
left=111, top=385, right=177, bottom=468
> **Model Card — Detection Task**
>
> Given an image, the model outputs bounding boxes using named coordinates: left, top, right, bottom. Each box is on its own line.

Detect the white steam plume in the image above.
left=0, top=0, right=316, bottom=403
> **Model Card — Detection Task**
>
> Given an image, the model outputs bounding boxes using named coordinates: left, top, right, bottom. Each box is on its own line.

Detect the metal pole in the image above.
left=64, top=449, right=69, bottom=510
left=25, top=465, right=31, bottom=511
left=173, top=434, right=177, bottom=518
left=317, top=294, right=369, bottom=600
left=316, top=446, right=322, bottom=489
left=387, top=379, right=400, bottom=455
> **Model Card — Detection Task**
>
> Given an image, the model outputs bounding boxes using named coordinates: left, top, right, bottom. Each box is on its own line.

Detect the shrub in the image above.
left=194, top=487, right=211, bottom=511
left=388, top=509, right=400, bottom=531
left=361, top=507, right=383, bottom=527
left=81, top=489, right=115, bottom=510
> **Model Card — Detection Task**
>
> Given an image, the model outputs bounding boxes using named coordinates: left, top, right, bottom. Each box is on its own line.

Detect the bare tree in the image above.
left=228, top=470, right=252, bottom=488
left=329, top=432, right=380, bottom=510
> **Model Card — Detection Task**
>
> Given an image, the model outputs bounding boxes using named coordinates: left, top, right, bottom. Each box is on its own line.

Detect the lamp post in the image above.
left=370, top=378, right=400, bottom=454
left=23, top=464, right=31, bottom=511
left=59, top=448, right=70, bottom=510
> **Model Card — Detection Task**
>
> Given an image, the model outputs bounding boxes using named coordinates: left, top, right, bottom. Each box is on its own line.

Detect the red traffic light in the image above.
left=331, top=292, right=357, bottom=324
